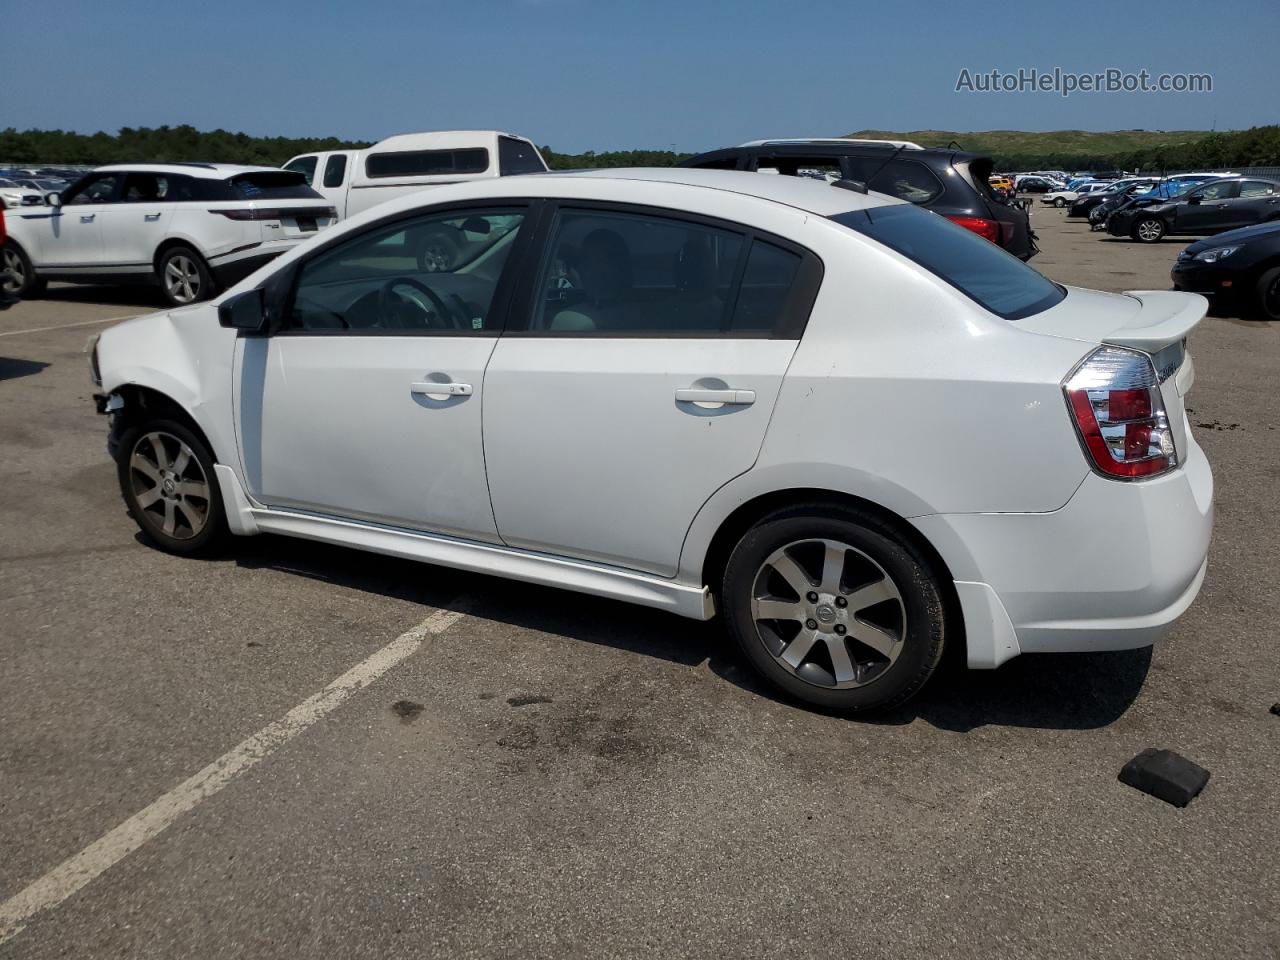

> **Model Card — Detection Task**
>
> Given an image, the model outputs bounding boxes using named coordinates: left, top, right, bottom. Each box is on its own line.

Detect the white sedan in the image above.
left=89, top=169, right=1213, bottom=712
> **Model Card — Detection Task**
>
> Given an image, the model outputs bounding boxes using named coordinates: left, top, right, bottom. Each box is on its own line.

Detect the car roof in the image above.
left=92, top=163, right=286, bottom=180
left=560, top=167, right=904, bottom=216
left=685, top=141, right=981, bottom=164
left=737, top=137, right=925, bottom=150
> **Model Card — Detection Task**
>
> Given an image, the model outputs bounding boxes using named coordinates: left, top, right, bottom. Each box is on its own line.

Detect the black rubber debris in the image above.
left=1270, top=702, right=1280, bottom=717
left=390, top=699, right=425, bottom=722
left=507, top=694, right=554, bottom=707
left=1118, top=749, right=1210, bottom=807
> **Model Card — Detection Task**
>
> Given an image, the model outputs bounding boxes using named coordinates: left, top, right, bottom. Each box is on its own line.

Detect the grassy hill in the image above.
left=846, top=128, right=1215, bottom=165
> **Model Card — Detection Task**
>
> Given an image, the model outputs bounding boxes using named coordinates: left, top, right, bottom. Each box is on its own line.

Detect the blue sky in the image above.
left=2, top=0, right=1274, bottom=151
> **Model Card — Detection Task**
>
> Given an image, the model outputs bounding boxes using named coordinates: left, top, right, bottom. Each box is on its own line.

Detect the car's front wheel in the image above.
left=157, top=246, right=217, bottom=306
left=1133, top=217, right=1166, bottom=243
left=1256, top=266, right=1280, bottom=321
left=117, top=418, right=226, bottom=555
left=2, top=242, right=46, bottom=298
left=1054, top=197, right=1066, bottom=208
left=722, top=506, right=948, bottom=712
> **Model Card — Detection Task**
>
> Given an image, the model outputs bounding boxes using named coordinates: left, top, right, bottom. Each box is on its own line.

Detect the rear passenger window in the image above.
left=1240, top=180, right=1277, bottom=198
left=323, top=155, right=347, bottom=188
left=530, top=208, right=807, bottom=337
left=365, top=149, right=489, bottom=178
left=845, top=158, right=943, bottom=204
left=498, top=137, right=546, bottom=175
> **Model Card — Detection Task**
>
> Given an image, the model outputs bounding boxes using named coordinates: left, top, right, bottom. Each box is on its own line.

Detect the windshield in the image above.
left=831, top=205, right=1065, bottom=321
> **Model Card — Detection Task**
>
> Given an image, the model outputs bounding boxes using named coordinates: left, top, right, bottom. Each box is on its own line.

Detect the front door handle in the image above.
left=411, top=380, right=472, bottom=397
left=675, top=387, right=756, bottom=405
left=144, top=212, right=162, bottom=221
left=79, top=214, right=95, bottom=223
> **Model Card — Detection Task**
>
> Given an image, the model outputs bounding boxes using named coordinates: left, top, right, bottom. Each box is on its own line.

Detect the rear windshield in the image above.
left=832, top=205, right=1064, bottom=320
left=228, top=172, right=320, bottom=200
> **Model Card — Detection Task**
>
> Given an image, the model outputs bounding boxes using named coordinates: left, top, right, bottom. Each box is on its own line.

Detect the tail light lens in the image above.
left=1064, top=347, right=1177, bottom=480
left=945, top=215, right=1001, bottom=244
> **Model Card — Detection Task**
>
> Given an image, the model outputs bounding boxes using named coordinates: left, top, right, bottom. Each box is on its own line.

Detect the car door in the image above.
left=1234, top=180, right=1280, bottom=228
left=29, top=172, right=120, bottom=267
left=1177, top=180, right=1240, bottom=232
left=482, top=202, right=821, bottom=577
left=234, top=204, right=534, bottom=540
left=105, top=171, right=178, bottom=267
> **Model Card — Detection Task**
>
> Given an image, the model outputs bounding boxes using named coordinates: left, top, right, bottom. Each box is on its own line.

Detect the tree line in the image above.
left=3, top=123, right=1276, bottom=173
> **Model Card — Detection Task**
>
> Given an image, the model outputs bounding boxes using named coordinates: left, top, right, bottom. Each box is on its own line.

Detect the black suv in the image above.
left=679, top=139, right=1037, bottom=260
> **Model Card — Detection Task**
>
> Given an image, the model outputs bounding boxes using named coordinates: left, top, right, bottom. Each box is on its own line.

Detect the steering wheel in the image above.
left=376, top=278, right=464, bottom=330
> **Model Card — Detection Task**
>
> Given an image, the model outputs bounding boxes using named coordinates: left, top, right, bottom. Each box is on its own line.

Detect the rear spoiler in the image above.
left=1105, top=291, right=1208, bottom=353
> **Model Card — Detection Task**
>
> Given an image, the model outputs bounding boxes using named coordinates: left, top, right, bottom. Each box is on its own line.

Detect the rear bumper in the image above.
left=914, top=434, right=1214, bottom=666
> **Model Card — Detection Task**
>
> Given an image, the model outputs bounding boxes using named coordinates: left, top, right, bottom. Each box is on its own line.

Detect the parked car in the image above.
left=0, top=177, right=44, bottom=209
left=87, top=168, right=1212, bottom=713
left=1172, top=220, right=1280, bottom=320
left=680, top=139, right=1038, bottom=259
left=1109, top=177, right=1280, bottom=242
left=14, top=177, right=67, bottom=199
left=1068, top=178, right=1158, bottom=218
left=1014, top=175, right=1062, bottom=194
left=989, top=175, right=1014, bottom=192
left=1041, top=181, right=1107, bottom=207
left=1089, top=175, right=1237, bottom=231
left=284, top=130, right=547, bottom=221
left=1, top=164, right=336, bottom=305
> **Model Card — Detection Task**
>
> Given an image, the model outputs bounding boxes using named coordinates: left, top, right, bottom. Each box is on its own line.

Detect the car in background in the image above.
left=284, top=130, right=547, bottom=221
left=14, top=178, right=66, bottom=200
left=2, top=163, right=336, bottom=305
left=1089, top=174, right=1239, bottom=230
left=1109, top=177, right=1280, bottom=242
left=0, top=178, right=44, bottom=209
left=1173, top=220, right=1280, bottom=320
left=1068, top=178, right=1158, bottom=218
left=88, top=167, right=1211, bottom=713
left=1014, top=175, right=1062, bottom=194
left=680, top=139, right=1038, bottom=259
left=989, top=175, right=1014, bottom=192
left=1041, top=181, right=1107, bottom=207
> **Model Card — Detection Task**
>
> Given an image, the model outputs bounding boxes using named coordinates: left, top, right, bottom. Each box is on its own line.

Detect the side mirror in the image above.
left=46, top=192, right=61, bottom=208
left=218, top=289, right=267, bottom=332
left=461, top=216, right=491, bottom=235
left=1187, top=195, right=1202, bottom=205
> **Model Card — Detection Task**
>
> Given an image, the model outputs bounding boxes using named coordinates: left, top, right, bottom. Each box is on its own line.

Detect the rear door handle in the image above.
left=411, top=380, right=472, bottom=397
left=79, top=214, right=95, bottom=223
left=675, top=387, right=755, bottom=405
left=144, top=212, right=162, bottom=221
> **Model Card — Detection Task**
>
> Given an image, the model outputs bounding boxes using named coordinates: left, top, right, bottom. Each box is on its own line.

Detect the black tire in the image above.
left=414, top=228, right=462, bottom=273
left=1256, top=266, right=1280, bottom=321
left=116, top=417, right=227, bottom=556
left=721, top=505, right=948, bottom=713
left=156, top=245, right=217, bottom=307
left=3, top=241, right=46, bottom=298
left=1054, top=197, right=1066, bottom=208
left=1131, top=217, right=1166, bottom=243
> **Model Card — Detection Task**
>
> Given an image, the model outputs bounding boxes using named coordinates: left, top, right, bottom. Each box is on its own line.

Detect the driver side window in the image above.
left=287, top=208, right=526, bottom=334
left=64, top=173, right=121, bottom=205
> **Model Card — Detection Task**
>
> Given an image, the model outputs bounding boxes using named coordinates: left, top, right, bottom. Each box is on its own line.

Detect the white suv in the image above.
left=2, top=164, right=336, bottom=306
left=88, top=169, right=1213, bottom=712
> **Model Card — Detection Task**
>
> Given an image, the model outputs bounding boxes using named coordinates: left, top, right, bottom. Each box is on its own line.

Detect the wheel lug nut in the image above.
left=834, top=625, right=846, bottom=635
left=805, top=619, right=817, bottom=630
left=835, top=597, right=847, bottom=608
left=806, top=592, right=818, bottom=603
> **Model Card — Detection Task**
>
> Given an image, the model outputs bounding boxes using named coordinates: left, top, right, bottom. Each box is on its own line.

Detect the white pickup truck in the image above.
left=284, top=130, right=548, bottom=220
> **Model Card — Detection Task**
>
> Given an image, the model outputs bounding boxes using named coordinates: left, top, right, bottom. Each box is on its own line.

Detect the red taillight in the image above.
left=945, top=215, right=1001, bottom=244
left=1064, top=347, right=1177, bottom=480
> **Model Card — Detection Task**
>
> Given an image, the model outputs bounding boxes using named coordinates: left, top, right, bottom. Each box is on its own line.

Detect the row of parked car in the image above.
left=3, top=132, right=1277, bottom=319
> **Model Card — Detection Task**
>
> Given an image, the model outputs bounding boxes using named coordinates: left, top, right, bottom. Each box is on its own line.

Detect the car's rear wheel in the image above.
left=1133, top=217, right=1166, bottom=243
left=158, top=246, right=216, bottom=306
left=1256, top=266, right=1280, bottom=321
left=3, top=242, right=46, bottom=298
left=117, top=418, right=226, bottom=555
left=1054, top=197, right=1066, bottom=208
left=722, top=507, right=947, bottom=712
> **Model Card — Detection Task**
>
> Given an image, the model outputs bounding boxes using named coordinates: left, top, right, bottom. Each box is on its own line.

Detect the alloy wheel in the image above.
left=128, top=431, right=211, bottom=540
left=164, top=254, right=202, bottom=303
left=750, top=538, right=907, bottom=689
left=1137, top=219, right=1164, bottom=241
left=2, top=248, right=24, bottom=294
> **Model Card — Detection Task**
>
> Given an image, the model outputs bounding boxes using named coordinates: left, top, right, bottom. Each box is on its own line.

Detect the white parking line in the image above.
left=0, top=603, right=468, bottom=945
left=0, top=314, right=144, bottom=338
